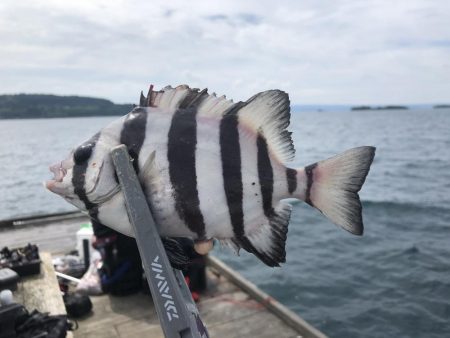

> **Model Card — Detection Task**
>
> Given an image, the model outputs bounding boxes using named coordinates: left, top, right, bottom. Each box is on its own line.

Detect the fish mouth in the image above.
left=49, top=162, right=67, bottom=182
left=45, top=162, right=68, bottom=194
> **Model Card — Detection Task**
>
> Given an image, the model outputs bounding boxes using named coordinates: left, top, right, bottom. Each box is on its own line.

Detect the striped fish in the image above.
left=46, top=85, right=375, bottom=267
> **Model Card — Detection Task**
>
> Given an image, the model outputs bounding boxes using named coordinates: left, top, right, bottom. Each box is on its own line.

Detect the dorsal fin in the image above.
left=138, top=85, right=294, bottom=163
left=238, top=90, right=294, bottom=163
left=140, top=85, right=190, bottom=110
left=197, top=93, right=234, bottom=118
left=138, top=84, right=234, bottom=117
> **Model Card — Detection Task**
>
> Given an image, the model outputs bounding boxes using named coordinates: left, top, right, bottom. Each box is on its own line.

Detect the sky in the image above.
left=0, top=0, right=449, bottom=105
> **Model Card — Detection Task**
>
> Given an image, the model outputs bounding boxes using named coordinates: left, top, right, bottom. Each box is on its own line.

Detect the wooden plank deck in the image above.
left=14, top=252, right=68, bottom=316
left=0, top=214, right=326, bottom=338
left=73, top=269, right=300, bottom=338
left=12, top=252, right=74, bottom=338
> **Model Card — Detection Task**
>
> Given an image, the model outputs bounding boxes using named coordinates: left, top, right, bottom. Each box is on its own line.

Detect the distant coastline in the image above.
left=433, top=104, right=450, bottom=109
left=351, top=105, right=408, bottom=111
left=0, top=94, right=133, bottom=119
left=287, top=104, right=444, bottom=113
left=0, top=94, right=448, bottom=119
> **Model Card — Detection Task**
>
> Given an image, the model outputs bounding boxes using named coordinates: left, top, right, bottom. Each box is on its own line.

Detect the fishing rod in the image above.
left=111, top=145, right=209, bottom=338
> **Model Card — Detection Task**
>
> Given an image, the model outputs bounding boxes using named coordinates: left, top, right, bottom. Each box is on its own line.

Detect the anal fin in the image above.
left=238, top=202, right=291, bottom=267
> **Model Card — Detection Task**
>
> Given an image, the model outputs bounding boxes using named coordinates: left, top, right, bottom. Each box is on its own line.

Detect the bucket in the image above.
left=76, top=223, right=93, bottom=268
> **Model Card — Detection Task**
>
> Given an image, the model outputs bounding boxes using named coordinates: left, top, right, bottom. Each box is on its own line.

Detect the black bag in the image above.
left=92, top=221, right=143, bottom=296
left=15, top=309, right=72, bottom=338
left=0, top=303, right=27, bottom=338
left=63, top=292, right=92, bottom=318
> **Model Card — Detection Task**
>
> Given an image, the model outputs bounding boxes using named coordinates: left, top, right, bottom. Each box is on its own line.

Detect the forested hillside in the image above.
left=0, top=94, right=133, bottom=119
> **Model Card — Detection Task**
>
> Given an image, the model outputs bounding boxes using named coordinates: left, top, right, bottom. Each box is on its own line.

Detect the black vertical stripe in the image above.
left=167, top=107, right=206, bottom=238
left=286, top=168, right=297, bottom=194
left=221, top=104, right=279, bottom=266
left=72, top=133, right=100, bottom=219
left=179, top=88, right=209, bottom=109
left=257, top=133, right=275, bottom=218
left=304, top=163, right=317, bottom=206
left=120, top=108, right=148, bottom=174
left=220, top=102, right=246, bottom=239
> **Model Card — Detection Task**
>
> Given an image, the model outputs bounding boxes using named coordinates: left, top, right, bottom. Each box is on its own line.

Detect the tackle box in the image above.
left=0, top=244, right=41, bottom=277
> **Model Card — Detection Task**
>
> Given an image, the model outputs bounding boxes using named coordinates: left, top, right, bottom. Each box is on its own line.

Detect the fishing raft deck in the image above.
left=0, top=213, right=326, bottom=338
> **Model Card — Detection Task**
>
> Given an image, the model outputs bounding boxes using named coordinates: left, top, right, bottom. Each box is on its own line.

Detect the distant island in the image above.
left=0, top=94, right=133, bottom=119
left=433, top=104, right=450, bottom=109
left=351, top=105, right=408, bottom=111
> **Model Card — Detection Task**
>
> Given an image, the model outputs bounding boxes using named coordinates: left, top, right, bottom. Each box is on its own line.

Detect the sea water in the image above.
left=0, top=109, right=449, bottom=337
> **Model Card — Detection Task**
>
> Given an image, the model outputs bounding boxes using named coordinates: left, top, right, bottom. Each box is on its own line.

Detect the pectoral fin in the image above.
left=138, top=150, right=158, bottom=184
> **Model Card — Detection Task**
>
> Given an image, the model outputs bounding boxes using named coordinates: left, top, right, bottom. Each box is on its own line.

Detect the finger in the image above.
left=194, top=239, right=213, bottom=255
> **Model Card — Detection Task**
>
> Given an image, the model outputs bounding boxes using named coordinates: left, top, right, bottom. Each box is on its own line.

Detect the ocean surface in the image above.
left=1, top=109, right=449, bottom=337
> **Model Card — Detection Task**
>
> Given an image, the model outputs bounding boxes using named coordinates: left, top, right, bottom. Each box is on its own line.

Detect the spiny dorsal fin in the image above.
left=138, top=84, right=234, bottom=116
left=197, top=93, right=234, bottom=118
left=138, top=85, right=294, bottom=163
left=238, top=90, right=294, bottom=163
left=139, top=84, right=189, bottom=110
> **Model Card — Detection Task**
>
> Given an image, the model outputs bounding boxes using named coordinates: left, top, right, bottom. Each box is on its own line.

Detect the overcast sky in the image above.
left=0, top=0, right=449, bottom=105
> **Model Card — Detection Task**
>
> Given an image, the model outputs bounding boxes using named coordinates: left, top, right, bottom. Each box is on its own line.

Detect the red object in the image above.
left=184, top=276, right=200, bottom=302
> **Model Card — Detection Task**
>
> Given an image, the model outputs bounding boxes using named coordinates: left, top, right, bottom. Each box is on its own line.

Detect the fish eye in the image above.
left=73, top=143, right=94, bottom=164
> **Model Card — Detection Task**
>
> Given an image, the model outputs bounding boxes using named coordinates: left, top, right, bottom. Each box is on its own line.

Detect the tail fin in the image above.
left=300, top=146, right=375, bottom=235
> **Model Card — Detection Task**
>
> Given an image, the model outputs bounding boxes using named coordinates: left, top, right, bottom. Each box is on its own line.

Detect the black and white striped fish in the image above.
left=46, top=84, right=375, bottom=267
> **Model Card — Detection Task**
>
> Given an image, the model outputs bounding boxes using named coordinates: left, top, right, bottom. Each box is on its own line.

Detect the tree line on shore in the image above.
left=0, top=94, right=133, bottom=119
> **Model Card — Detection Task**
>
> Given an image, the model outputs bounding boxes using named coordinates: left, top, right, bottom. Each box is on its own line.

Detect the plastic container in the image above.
left=10, top=259, right=41, bottom=276
left=76, top=223, right=94, bottom=266
left=0, top=268, right=19, bottom=292
left=0, top=244, right=41, bottom=277
left=0, top=290, right=14, bottom=305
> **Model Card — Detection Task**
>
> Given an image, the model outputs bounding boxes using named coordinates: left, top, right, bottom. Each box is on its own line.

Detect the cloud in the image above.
left=0, top=0, right=449, bottom=104
left=205, top=13, right=262, bottom=26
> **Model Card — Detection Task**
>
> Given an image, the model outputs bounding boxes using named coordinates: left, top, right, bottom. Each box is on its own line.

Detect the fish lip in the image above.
left=49, top=162, right=67, bottom=183
left=45, top=179, right=76, bottom=202
left=45, top=179, right=65, bottom=194
left=46, top=161, right=69, bottom=194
